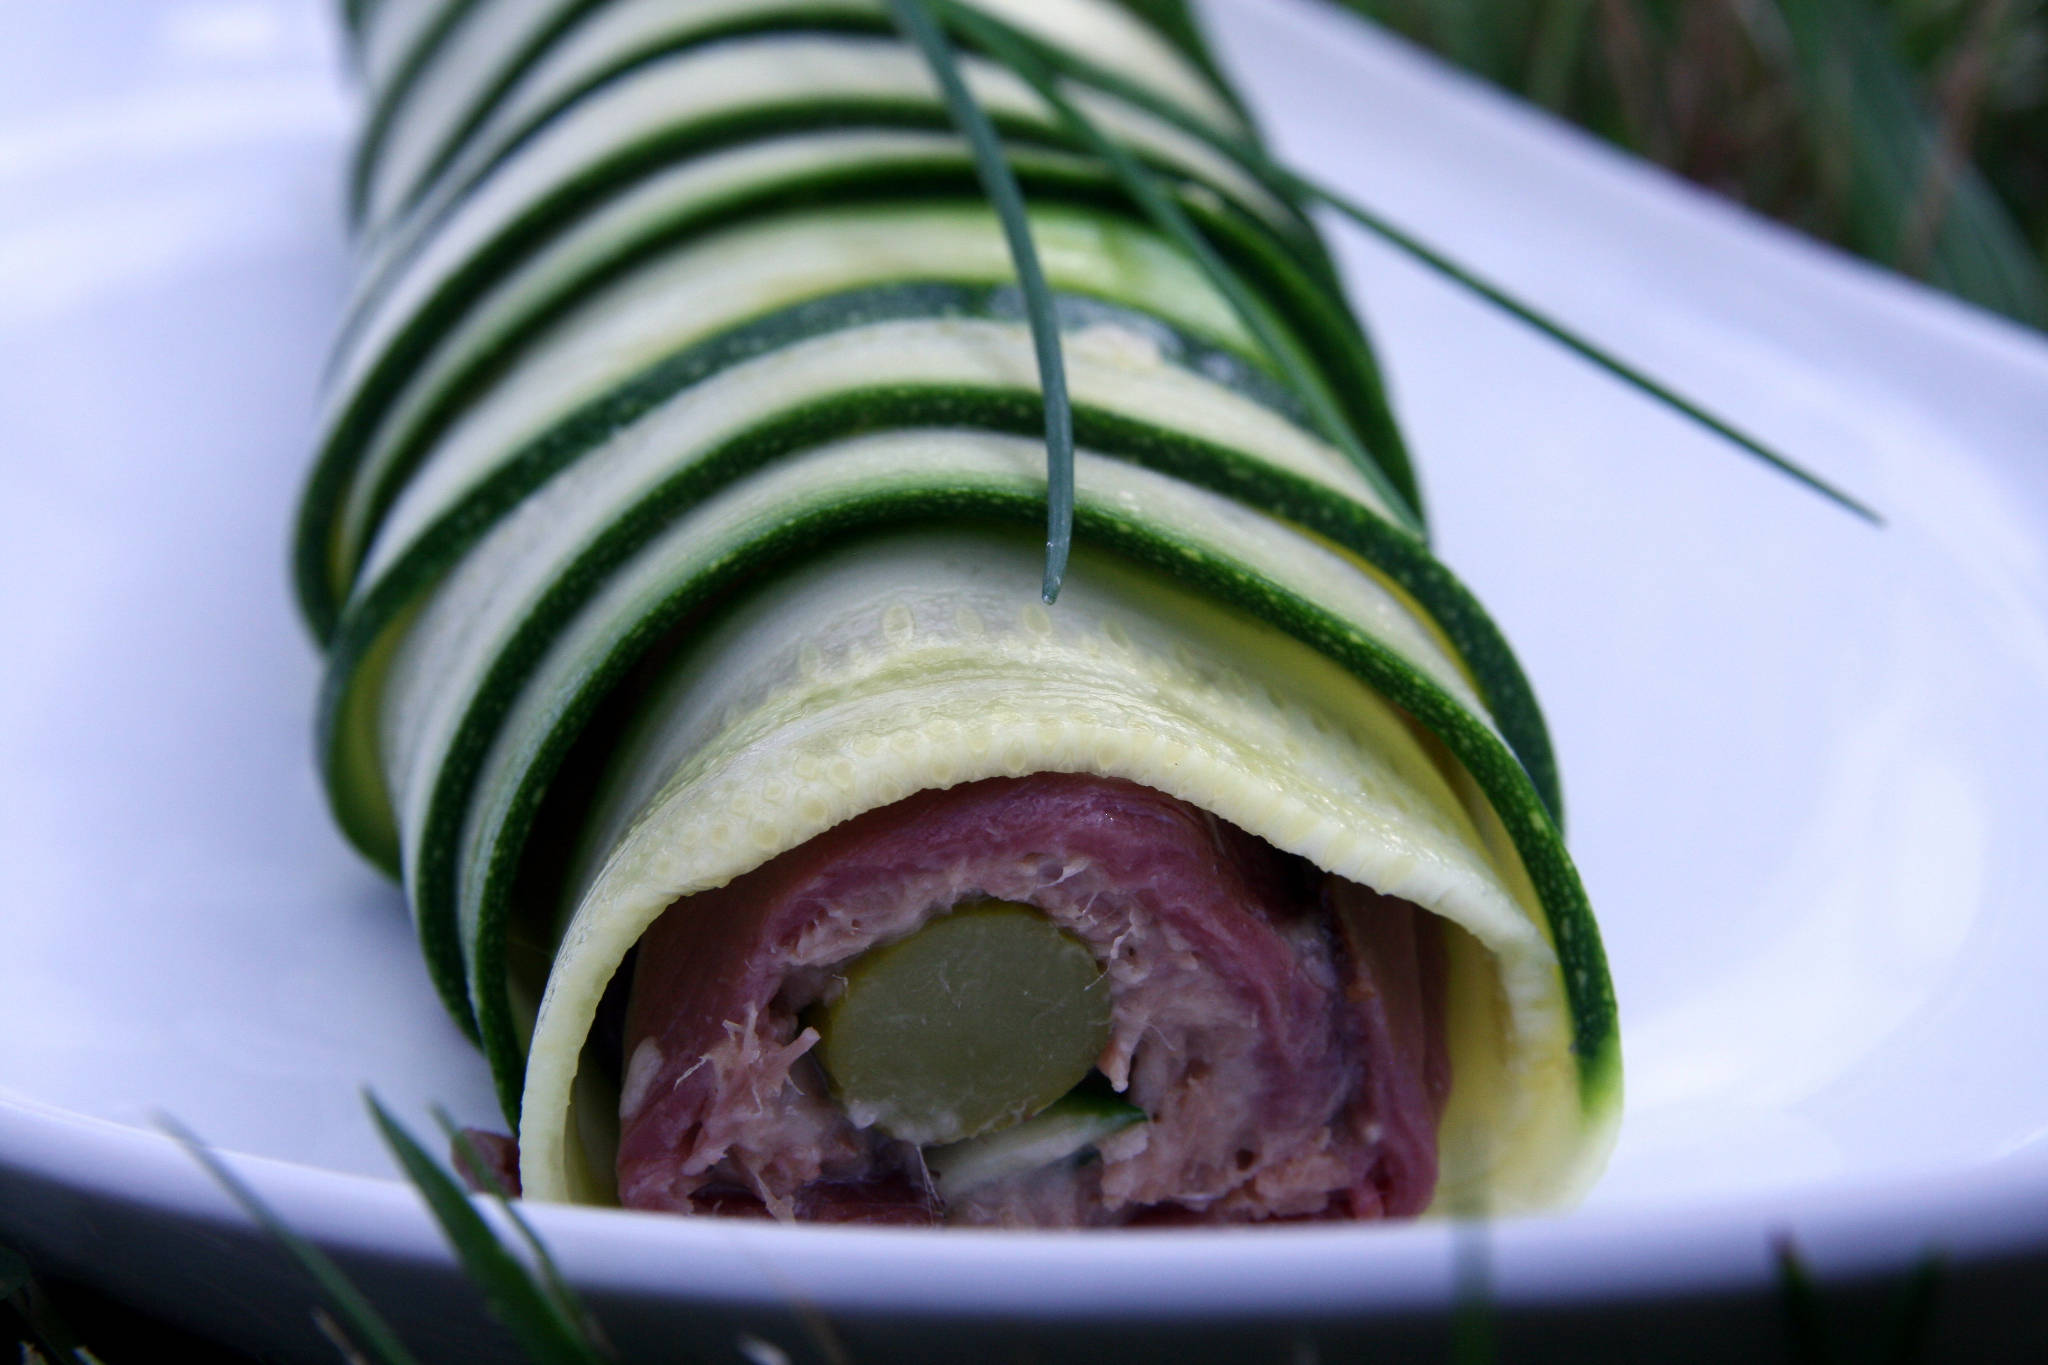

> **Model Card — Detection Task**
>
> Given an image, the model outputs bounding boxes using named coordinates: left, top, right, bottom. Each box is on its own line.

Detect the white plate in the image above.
left=4, top=0, right=2048, bottom=1359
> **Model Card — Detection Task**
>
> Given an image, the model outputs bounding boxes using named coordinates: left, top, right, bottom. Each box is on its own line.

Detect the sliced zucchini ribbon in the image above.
left=311, top=0, right=1619, bottom=1212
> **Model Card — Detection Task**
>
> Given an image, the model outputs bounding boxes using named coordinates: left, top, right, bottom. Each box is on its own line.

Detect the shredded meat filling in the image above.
left=613, top=774, right=1450, bottom=1226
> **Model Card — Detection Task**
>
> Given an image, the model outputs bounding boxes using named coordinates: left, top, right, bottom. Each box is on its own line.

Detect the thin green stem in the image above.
left=931, top=0, right=1880, bottom=524
left=164, top=1115, right=427, bottom=1365
left=887, top=0, right=1078, bottom=601
left=952, top=13, right=1426, bottom=535
left=1881, top=1251, right=1943, bottom=1365
left=435, top=1109, right=606, bottom=1353
left=1292, top=165, right=1884, bottom=521
left=2, top=1247, right=104, bottom=1365
left=1774, top=1235, right=1834, bottom=1365
left=366, top=1097, right=609, bottom=1365
left=1450, top=1217, right=1496, bottom=1365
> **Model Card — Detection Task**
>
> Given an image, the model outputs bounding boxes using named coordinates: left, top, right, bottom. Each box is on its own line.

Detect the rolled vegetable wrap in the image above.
left=311, top=0, right=1620, bottom=1224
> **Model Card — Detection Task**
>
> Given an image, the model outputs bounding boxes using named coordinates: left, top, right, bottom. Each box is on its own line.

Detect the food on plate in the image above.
left=306, top=0, right=1621, bottom=1225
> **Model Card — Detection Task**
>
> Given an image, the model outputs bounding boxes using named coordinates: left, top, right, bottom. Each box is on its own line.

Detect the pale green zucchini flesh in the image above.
left=350, top=29, right=1290, bottom=329
left=299, top=148, right=1378, bottom=642
left=318, top=303, right=1563, bottom=1055
left=499, top=480, right=1614, bottom=1210
left=359, top=427, right=1615, bottom=1207
left=314, top=0, right=1620, bottom=1222
left=352, top=0, right=1250, bottom=240
left=297, top=5, right=1383, bottom=638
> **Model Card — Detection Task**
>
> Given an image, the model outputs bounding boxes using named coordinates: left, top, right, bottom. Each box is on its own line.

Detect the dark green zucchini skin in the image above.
left=314, top=280, right=1558, bottom=1019
left=298, top=158, right=1389, bottom=644
left=313, top=0, right=1616, bottom=1156
left=438, top=475, right=1611, bottom=1126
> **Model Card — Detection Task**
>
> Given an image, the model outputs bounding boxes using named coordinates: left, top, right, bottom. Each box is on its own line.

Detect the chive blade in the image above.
left=1268, top=168, right=1885, bottom=524
left=887, top=0, right=1076, bottom=602
left=928, top=0, right=1878, bottom=525
left=365, top=1096, right=609, bottom=1365
left=163, top=1115, right=428, bottom=1365
left=955, top=23, right=1427, bottom=538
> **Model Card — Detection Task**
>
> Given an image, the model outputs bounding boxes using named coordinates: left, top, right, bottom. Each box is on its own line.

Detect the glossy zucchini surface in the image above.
left=311, top=0, right=1619, bottom=1214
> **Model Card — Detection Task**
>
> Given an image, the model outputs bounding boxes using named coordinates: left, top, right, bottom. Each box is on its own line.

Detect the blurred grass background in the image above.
left=1332, top=0, right=2048, bottom=330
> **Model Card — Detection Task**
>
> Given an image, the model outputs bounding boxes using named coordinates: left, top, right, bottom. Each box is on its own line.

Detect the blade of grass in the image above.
left=2, top=1246, right=103, bottom=1365
left=948, top=13, right=1428, bottom=537
left=0, top=1246, right=30, bottom=1302
left=1449, top=1217, right=1495, bottom=1365
left=435, top=1110, right=608, bottom=1353
left=1880, top=1251, right=1943, bottom=1365
left=1772, top=0, right=2048, bottom=330
left=931, top=0, right=1879, bottom=524
left=314, top=1306, right=381, bottom=1365
left=1526, top=0, right=1598, bottom=115
left=163, top=1115, right=427, bottom=1365
left=1774, top=1234, right=1834, bottom=1365
left=1283, top=161, right=1885, bottom=522
left=886, top=0, right=1077, bottom=603
left=364, top=1096, right=610, bottom=1365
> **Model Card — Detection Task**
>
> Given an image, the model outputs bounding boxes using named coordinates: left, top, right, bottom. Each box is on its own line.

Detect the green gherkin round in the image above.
left=812, top=900, right=1112, bottom=1146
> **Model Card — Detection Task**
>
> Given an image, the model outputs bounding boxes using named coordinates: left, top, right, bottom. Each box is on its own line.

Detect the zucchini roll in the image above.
left=311, top=0, right=1620, bottom=1223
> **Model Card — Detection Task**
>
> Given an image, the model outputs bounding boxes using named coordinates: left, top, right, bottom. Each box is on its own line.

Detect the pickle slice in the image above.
left=812, top=900, right=1112, bottom=1145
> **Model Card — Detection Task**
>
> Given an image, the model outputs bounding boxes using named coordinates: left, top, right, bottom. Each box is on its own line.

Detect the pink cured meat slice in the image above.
left=615, top=773, right=1449, bottom=1225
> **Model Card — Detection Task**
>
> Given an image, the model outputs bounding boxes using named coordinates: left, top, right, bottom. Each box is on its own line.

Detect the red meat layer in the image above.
left=615, top=773, right=1448, bottom=1225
